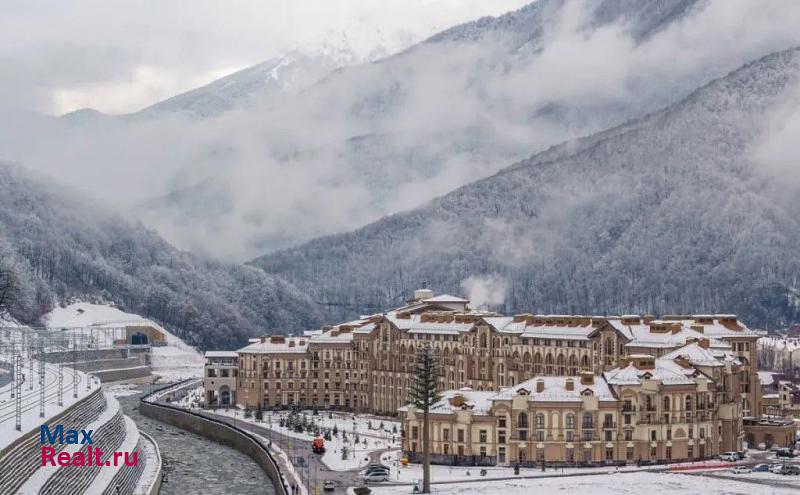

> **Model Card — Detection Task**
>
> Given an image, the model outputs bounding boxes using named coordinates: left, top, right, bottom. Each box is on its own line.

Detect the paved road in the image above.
left=207, top=412, right=383, bottom=495
left=675, top=449, right=800, bottom=490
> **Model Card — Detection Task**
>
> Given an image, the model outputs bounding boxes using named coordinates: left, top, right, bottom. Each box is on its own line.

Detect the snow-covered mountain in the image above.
left=253, top=46, right=800, bottom=330
left=0, top=164, right=322, bottom=349
left=133, top=0, right=800, bottom=260
left=132, top=22, right=437, bottom=120
left=136, top=51, right=336, bottom=119
left=2, top=1, right=799, bottom=264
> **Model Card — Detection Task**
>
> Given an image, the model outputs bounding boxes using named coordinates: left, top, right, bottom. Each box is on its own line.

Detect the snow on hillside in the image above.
left=46, top=302, right=150, bottom=328
left=44, top=302, right=203, bottom=380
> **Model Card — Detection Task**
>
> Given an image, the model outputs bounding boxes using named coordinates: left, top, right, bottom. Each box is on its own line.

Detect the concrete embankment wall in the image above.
left=93, top=366, right=152, bottom=382
left=139, top=399, right=288, bottom=495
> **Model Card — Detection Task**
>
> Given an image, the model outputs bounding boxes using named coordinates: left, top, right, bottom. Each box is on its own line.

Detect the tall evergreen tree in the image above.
left=411, top=342, right=440, bottom=493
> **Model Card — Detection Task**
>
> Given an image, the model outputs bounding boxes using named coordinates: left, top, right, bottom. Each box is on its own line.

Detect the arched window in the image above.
left=534, top=353, right=543, bottom=373
left=582, top=412, right=593, bottom=429
left=545, top=353, right=554, bottom=374
left=645, top=395, right=653, bottom=411
left=556, top=354, right=566, bottom=375
left=480, top=334, right=488, bottom=348
left=565, top=413, right=575, bottom=429
left=568, top=355, right=578, bottom=375
left=219, top=385, right=231, bottom=406
left=604, top=338, right=613, bottom=354
left=580, top=355, right=589, bottom=370
left=536, top=413, right=545, bottom=429
left=518, top=412, right=529, bottom=428
left=663, top=396, right=671, bottom=412
left=685, top=395, right=692, bottom=411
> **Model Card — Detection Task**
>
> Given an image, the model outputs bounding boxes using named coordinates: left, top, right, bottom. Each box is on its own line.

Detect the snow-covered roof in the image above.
left=385, top=312, right=478, bottom=334
left=399, top=388, right=495, bottom=416
left=661, top=342, right=724, bottom=367
left=604, top=358, right=703, bottom=386
left=521, top=324, right=594, bottom=341
left=423, top=294, right=469, bottom=304
left=491, top=375, right=615, bottom=403
left=238, top=337, right=309, bottom=354
left=205, top=351, right=238, bottom=358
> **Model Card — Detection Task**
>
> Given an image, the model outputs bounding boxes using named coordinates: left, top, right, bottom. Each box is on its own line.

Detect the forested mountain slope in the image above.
left=0, top=165, right=321, bottom=349
left=254, top=47, right=800, bottom=329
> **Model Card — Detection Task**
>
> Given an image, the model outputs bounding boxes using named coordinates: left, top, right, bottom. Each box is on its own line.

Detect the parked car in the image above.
left=780, top=465, right=800, bottom=475
left=735, top=451, right=747, bottom=460
left=323, top=480, right=336, bottom=492
left=363, top=464, right=390, bottom=476
left=770, top=464, right=785, bottom=474
left=731, top=466, right=752, bottom=474
left=775, top=448, right=796, bottom=458
left=719, top=452, right=738, bottom=462
left=751, top=464, right=770, bottom=472
left=363, top=471, right=390, bottom=483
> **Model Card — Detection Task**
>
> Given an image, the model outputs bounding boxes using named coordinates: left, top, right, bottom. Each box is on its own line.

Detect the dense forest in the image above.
left=0, top=165, right=322, bottom=349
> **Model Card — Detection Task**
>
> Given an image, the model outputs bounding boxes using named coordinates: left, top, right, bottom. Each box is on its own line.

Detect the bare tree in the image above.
left=411, top=342, right=440, bottom=494
left=0, top=257, right=20, bottom=317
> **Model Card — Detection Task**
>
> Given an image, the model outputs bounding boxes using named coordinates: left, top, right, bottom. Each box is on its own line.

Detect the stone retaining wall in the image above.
left=93, top=366, right=152, bottom=382
left=139, top=398, right=288, bottom=495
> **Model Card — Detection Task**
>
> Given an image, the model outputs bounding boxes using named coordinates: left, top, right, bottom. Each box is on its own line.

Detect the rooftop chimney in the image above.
left=565, top=378, right=574, bottom=391
left=580, top=372, right=594, bottom=385
left=536, top=379, right=545, bottom=393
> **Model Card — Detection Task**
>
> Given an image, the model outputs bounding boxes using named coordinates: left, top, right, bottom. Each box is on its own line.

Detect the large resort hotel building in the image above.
left=205, top=289, right=795, bottom=465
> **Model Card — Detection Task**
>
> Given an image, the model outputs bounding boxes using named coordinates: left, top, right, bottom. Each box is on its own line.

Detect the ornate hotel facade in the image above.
left=205, top=289, right=788, bottom=464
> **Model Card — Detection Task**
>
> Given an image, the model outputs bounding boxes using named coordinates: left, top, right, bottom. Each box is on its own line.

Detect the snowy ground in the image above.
left=373, top=450, right=679, bottom=484
left=45, top=302, right=204, bottom=380
left=148, top=340, right=203, bottom=381
left=208, top=408, right=401, bottom=471
left=173, top=384, right=204, bottom=408
left=105, top=383, right=142, bottom=397
left=0, top=357, right=100, bottom=448
left=368, top=470, right=800, bottom=495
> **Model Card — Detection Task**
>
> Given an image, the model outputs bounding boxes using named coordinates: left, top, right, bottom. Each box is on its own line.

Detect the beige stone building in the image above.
left=231, top=291, right=759, bottom=414
left=400, top=346, right=755, bottom=465
left=207, top=289, right=775, bottom=462
left=204, top=351, right=238, bottom=406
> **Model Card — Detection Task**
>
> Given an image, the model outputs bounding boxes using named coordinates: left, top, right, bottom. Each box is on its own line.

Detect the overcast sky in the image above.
left=0, top=0, right=529, bottom=115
